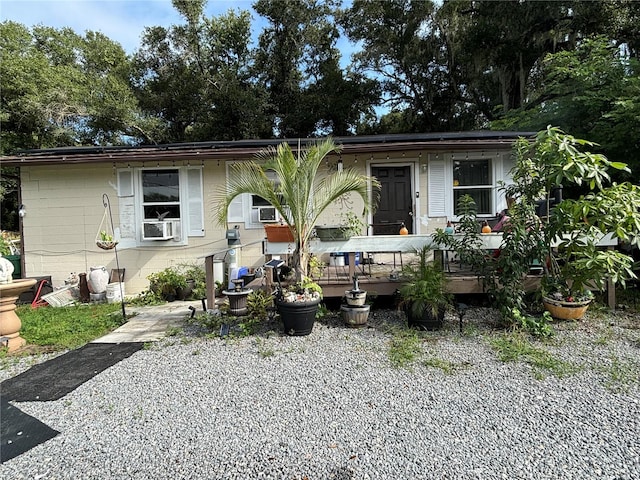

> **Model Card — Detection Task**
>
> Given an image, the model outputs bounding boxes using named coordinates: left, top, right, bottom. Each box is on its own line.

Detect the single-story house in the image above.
left=0, top=132, right=533, bottom=296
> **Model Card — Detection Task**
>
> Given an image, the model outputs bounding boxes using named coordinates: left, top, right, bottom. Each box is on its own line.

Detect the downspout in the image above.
left=17, top=171, right=25, bottom=279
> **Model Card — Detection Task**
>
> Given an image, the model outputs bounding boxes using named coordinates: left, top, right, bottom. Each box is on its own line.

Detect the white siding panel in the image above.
left=227, top=195, right=245, bottom=223
left=117, top=170, right=134, bottom=197
left=501, top=152, right=513, bottom=185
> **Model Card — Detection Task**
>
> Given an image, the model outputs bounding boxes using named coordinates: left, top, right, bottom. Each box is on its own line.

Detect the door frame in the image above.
left=367, top=160, right=419, bottom=235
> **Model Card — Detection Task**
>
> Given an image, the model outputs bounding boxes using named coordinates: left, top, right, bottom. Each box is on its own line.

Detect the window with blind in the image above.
left=453, top=159, right=493, bottom=215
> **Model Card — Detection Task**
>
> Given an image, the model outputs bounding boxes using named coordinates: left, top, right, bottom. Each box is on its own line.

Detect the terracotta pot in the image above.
left=264, top=224, right=295, bottom=243
left=542, top=296, right=592, bottom=320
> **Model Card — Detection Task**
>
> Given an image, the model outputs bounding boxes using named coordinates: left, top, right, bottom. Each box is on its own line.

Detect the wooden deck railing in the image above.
left=205, top=233, right=618, bottom=309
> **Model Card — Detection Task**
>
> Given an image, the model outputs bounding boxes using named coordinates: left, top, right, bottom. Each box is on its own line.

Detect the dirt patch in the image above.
left=6, top=344, right=60, bottom=357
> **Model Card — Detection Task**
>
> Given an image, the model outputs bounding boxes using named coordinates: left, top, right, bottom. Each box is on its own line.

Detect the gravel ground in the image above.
left=1, top=306, right=639, bottom=479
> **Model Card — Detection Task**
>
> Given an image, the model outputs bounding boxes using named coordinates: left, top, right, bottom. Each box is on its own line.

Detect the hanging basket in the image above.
left=96, top=240, right=118, bottom=250
left=95, top=208, right=118, bottom=250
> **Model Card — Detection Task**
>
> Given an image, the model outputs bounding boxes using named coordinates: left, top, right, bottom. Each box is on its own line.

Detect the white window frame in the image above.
left=428, top=152, right=512, bottom=221
left=117, top=166, right=204, bottom=246
left=452, top=156, right=494, bottom=217
left=225, top=161, right=280, bottom=229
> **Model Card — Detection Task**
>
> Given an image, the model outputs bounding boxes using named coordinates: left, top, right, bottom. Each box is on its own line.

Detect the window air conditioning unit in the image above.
left=258, top=206, right=279, bottom=223
left=142, top=221, right=174, bottom=240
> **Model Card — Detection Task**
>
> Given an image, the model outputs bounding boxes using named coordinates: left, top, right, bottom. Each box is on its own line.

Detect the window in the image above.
left=453, top=159, right=492, bottom=215
left=226, top=162, right=283, bottom=227
left=142, top=169, right=181, bottom=220
left=116, top=167, right=204, bottom=245
left=428, top=152, right=511, bottom=220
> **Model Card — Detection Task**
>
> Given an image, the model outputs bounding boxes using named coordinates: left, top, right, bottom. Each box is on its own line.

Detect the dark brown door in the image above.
left=371, top=166, right=413, bottom=234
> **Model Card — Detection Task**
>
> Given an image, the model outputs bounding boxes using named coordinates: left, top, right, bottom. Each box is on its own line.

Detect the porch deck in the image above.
left=206, top=233, right=616, bottom=308
left=311, top=260, right=543, bottom=298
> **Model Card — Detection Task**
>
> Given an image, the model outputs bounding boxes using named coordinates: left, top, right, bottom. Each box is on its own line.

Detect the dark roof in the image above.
left=0, top=131, right=535, bottom=167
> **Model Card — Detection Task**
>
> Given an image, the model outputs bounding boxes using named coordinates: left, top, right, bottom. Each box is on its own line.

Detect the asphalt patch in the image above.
left=1, top=342, right=144, bottom=402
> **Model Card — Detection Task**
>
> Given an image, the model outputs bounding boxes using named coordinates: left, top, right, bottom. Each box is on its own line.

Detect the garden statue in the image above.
left=0, top=257, right=14, bottom=284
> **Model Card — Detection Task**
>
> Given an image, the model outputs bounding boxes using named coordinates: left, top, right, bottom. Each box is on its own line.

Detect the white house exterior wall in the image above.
left=17, top=146, right=515, bottom=296
left=19, top=162, right=266, bottom=294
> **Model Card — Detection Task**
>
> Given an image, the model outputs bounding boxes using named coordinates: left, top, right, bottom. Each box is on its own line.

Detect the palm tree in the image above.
left=214, top=138, right=380, bottom=282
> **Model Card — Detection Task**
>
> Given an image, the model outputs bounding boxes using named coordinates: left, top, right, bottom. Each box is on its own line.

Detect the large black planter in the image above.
left=276, top=297, right=321, bottom=336
left=405, top=304, right=446, bottom=331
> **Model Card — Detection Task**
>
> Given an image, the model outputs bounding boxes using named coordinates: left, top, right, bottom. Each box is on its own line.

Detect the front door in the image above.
left=371, top=165, right=413, bottom=235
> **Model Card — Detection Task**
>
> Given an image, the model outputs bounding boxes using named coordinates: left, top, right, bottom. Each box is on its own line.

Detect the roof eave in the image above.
left=0, top=132, right=534, bottom=167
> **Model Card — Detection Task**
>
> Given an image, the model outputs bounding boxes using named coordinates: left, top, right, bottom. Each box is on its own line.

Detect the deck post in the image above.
left=205, top=254, right=215, bottom=310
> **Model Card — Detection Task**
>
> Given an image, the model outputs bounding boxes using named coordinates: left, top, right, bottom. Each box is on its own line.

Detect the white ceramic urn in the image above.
left=88, top=266, right=109, bottom=294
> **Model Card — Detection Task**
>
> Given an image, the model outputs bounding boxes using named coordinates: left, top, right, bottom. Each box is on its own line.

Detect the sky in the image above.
left=0, top=0, right=261, bottom=54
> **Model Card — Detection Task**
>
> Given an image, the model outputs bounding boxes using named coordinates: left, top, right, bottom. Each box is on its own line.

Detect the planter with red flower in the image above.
left=542, top=289, right=594, bottom=321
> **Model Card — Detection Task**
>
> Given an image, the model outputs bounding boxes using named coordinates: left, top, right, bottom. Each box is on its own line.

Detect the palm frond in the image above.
left=211, top=137, right=379, bottom=281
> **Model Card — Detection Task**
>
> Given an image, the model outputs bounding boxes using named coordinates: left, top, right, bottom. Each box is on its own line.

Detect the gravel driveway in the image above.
left=1, top=307, right=639, bottom=479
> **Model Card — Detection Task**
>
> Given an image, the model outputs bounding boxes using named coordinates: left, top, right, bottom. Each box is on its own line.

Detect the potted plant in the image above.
left=178, top=263, right=206, bottom=300
left=147, top=267, right=188, bottom=302
left=276, top=277, right=323, bottom=335
left=496, top=127, right=639, bottom=321
left=315, top=212, right=366, bottom=241
left=96, top=230, right=118, bottom=250
left=214, top=138, right=380, bottom=335
left=399, top=246, right=451, bottom=330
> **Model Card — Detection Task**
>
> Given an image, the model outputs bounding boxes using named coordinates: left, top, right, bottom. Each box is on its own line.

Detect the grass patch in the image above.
left=14, top=303, right=126, bottom=351
left=388, top=328, right=422, bottom=368
left=594, top=326, right=615, bottom=346
left=165, top=326, right=183, bottom=337
left=599, top=354, right=639, bottom=392
left=423, top=356, right=467, bottom=374
left=490, top=331, right=577, bottom=379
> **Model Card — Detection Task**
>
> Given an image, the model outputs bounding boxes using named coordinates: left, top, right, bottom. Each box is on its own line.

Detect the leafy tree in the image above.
left=254, top=0, right=327, bottom=137
left=341, top=0, right=473, bottom=133
left=0, top=168, right=19, bottom=232
left=0, top=21, right=149, bottom=151
left=308, top=56, right=380, bottom=136
left=492, top=36, right=640, bottom=182
left=342, top=0, right=638, bottom=132
left=132, top=2, right=270, bottom=143
left=254, top=0, right=377, bottom=137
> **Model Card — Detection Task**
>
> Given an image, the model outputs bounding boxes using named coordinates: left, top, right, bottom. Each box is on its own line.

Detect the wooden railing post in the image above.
left=205, top=254, right=215, bottom=311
